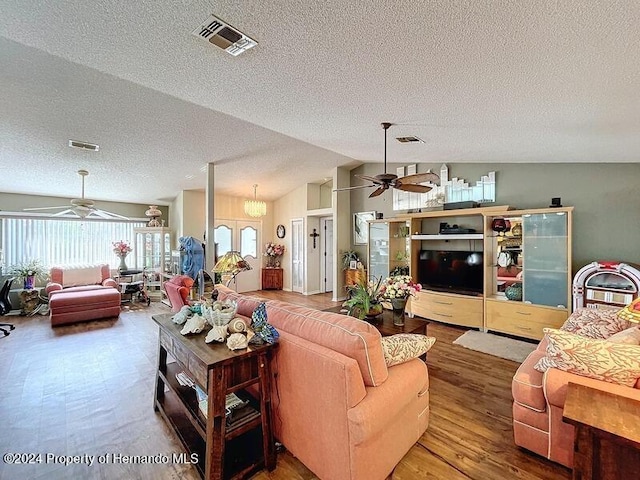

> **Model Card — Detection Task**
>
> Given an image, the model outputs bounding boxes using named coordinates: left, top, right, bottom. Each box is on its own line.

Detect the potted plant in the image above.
left=342, top=276, right=384, bottom=320
left=8, top=260, right=48, bottom=290
left=341, top=250, right=360, bottom=270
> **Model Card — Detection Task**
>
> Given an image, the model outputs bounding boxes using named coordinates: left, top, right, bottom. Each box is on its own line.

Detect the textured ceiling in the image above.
left=1, top=0, right=639, bottom=205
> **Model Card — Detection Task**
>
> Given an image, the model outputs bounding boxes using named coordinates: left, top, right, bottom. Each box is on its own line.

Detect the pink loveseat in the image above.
left=216, top=285, right=430, bottom=480
left=512, top=308, right=640, bottom=467
left=46, top=264, right=121, bottom=326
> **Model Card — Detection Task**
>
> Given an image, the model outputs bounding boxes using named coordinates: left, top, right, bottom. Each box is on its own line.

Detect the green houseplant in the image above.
left=8, top=259, right=48, bottom=289
left=341, top=250, right=360, bottom=270
left=342, top=276, right=384, bottom=320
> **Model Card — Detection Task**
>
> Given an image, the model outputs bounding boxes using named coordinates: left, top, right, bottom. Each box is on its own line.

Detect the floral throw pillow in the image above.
left=560, top=307, right=630, bottom=339
left=534, top=328, right=640, bottom=387
left=380, top=334, right=436, bottom=367
left=607, top=326, right=640, bottom=345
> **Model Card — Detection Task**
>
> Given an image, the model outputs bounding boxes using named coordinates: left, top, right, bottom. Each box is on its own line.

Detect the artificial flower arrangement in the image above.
left=380, top=275, right=422, bottom=300
left=264, top=242, right=285, bottom=258
left=8, top=259, right=48, bottom=281
left=264, top=242, right=285, bottom=267
left=112, top=240, right=132, bottom=258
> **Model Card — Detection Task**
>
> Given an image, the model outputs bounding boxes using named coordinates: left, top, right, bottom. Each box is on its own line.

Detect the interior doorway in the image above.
left=291, top=218, right=304, bottom=293
left=213, top=219, right=260, bottom=292
left=320, top=217, right=333, bottom=294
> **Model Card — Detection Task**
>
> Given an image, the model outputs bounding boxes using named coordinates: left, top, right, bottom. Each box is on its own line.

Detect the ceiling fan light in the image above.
left=244, top=184, right=266, bottom=218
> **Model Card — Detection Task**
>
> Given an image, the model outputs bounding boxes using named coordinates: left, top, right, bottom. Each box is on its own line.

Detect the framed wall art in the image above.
left=353, top=211, right=376, bottom=245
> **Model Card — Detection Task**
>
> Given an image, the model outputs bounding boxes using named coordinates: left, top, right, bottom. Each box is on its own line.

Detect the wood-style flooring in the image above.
left=0, top=291, right=570, bottom=480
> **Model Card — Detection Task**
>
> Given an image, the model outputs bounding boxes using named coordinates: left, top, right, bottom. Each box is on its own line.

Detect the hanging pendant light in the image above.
left=244, top=184, right=266, bottom=217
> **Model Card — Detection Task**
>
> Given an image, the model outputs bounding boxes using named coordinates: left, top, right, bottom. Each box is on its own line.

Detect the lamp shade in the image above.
left=244, top=184, right=266, bottom=218
left=213, top=251, right=252, bottom=287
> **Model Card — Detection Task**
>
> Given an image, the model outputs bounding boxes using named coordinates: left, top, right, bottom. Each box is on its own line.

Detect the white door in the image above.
left=291, top=218, right=304, bottom=293
left=213, top=219, right=260, bottom=293
left=321, top=217, right=333, bottom=293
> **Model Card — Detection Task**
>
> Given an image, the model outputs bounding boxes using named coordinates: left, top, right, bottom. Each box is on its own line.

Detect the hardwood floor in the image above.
left=0, top=291, right=570, bottom=480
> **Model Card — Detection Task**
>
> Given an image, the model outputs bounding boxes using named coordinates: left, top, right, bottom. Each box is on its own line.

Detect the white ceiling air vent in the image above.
left=192, top=15, right=257, bottom=56
left=68, top=140, right=99, bottom=151
left=396, top=136, right=424, bottom=144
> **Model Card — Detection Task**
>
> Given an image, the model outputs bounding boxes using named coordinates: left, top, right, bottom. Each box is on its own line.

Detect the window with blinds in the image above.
left=1, top=217, right=146, bottom=271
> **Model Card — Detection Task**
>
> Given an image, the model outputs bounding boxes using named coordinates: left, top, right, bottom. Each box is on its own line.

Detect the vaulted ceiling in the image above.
left=1, top=1, right=638, bottom=205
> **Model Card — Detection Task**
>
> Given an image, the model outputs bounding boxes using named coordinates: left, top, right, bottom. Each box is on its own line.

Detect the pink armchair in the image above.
left=163, top=275, right=195, bottom=312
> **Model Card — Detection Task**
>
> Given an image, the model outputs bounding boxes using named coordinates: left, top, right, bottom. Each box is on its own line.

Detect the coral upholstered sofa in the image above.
left=512, top=307, right=640, bottom=467
left=215, top=285, right=430, bottom=480
left=46, top=264, right=121, bottom=326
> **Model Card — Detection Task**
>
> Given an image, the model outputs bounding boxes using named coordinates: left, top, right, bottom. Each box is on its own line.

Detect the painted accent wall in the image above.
left=348, top=163, right=640, bottom=273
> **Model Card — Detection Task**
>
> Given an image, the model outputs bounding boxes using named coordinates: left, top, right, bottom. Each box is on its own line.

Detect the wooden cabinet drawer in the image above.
left=159, top=328, right=172, bottom=352
left=410, top=290, right=483, bottom=328
left=172, top=338, right=190, bottom=368
left=188, top=354, right=208, bottom=389
left=486, top=299, right=568, bottom=340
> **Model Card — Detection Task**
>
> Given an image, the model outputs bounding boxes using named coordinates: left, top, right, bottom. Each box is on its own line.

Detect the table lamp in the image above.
left=213, top=251, right=252, bottom=287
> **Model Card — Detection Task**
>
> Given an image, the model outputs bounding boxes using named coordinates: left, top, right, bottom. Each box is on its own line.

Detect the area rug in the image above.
left=453, top=330, right=537, bottom=363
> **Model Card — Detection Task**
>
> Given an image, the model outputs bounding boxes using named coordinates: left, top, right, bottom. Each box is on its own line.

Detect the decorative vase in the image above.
left=118, top=255, right=128, bottom=272
left=391, top=298, right=407, bottom=326
left=505, top=282, right=523, bottom=301
left=23, top=275, right=35, bottom=290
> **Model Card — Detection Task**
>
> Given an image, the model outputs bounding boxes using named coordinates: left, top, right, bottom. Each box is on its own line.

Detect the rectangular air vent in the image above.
left=396, top=136, right=424, bottom=143
left=192, top=15, right=257, bottom=56
left=68, top=140, right=99, bottom=151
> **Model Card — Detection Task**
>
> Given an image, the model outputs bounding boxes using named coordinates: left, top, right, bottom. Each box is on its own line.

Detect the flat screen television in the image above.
left=417, top=249, right=483, bottom=295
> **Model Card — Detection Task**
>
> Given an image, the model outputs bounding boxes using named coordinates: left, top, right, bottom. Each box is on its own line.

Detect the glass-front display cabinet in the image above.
left=134, top=227, right=173, bottom=273
left=368, top=219, right=410, bottom=282
left=484, top=207, right=573, bottom=340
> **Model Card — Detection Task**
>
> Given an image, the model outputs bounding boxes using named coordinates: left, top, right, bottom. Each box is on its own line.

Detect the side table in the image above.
left=261, top=268, right=283, bottom=290
left=563, top=382, right=640, bottom=480
left=153, top=313, right=277, bottom=480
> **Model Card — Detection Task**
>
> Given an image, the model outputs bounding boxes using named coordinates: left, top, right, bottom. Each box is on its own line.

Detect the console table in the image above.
left=563, top=382, right=640, bottom=480
left=152, top=314, right=277, bottom=480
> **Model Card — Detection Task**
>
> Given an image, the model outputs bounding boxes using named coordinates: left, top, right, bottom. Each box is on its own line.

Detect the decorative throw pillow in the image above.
left=534, top=328, right=640, bottom=387
left=607, top=326, right=640, bottom=345
left=249, top=302, right=279, bottom=345
left=380, top=334, right=436, bottom=367
left=561, top=307, right=630, bottom=339
left=617, top=298, right=640, bottom=324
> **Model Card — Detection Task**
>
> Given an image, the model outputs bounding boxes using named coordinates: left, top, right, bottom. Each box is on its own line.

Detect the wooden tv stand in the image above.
left=409, top=289, right=483, bottom=328
left=152, top=313, right=277, bottom=480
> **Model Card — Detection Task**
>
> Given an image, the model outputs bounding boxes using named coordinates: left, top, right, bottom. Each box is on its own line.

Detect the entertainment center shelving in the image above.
left=369, top=205, right=573, bottom=340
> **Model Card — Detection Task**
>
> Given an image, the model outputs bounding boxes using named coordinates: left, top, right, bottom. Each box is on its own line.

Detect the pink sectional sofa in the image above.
left=512, top=308, right=640, bottom=467
left=46, top=264, right=121, bottom=326
left=216, top=285, right=430, bottom=480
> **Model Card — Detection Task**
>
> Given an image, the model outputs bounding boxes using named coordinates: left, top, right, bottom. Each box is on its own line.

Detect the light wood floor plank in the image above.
left=0, top=291, right=570, bottom=479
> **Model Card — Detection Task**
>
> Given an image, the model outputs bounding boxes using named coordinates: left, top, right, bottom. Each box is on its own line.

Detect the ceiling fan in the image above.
left=335, top=122, right=440, bottom=198
left=24, top=169, right=129, bottom=219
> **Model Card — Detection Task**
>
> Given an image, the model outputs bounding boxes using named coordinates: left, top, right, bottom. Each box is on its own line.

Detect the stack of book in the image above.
left=176, top=371, right=259, bottom=427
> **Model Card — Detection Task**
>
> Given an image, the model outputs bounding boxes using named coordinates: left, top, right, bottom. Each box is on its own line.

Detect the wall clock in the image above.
left=276, top=224, right=286, bottom=238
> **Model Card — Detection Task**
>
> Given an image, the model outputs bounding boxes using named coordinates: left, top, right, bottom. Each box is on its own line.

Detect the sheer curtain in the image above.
left=1, top=217, right=146, bottom=270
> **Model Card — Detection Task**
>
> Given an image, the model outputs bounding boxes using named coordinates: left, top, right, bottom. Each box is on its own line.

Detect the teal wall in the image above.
left=349, top=163, right=640, bottom=274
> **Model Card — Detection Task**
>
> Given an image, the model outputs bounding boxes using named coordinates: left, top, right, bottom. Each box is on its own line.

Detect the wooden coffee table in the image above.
left=369, top=310, right=429, bottom=337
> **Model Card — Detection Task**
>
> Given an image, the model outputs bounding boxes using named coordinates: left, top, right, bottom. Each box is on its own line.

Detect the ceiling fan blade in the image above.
left=92, top=209, right=130, bottom=220
left=23, top=206, right=70, bottom=211
left=51, top=209, right=75, bottom=216
left=355, top=174, right=383, bottom=184
left=394, top=183, right=433, bottom=193
left=398, top=172, right=440, bottom=185
left=333, top=184, right=376, bottom=192
left=369, top=186, right=387, bottom=198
